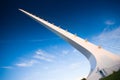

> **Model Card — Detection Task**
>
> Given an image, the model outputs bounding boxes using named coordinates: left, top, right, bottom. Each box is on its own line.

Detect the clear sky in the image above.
left=0, top=0, right=120, bottom=80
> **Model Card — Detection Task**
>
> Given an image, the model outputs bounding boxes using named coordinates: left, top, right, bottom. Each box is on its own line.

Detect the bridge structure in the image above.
left=19, top=9, right=120, bottom=80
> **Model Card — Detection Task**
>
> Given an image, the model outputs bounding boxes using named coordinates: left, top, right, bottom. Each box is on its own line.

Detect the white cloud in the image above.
left=69, top=62, right=81, bottom=69
left=103, top=20, right=115, bottom=33
left=16, top=60, right=39, bottom=67
left=92, top=27, right=120, bottom=54
left=60, top=48, right=80, bottom=57
left=34, top=49, right=55, bottom=62
left=34, top=55, right=53, bottom=62
left=0, top=66, right=13, bottom=69
left=62, top=50, right=69, bottom=55
left=15, top=49, right=55, bottom=68
left=105, top=20, right=115, bottom=25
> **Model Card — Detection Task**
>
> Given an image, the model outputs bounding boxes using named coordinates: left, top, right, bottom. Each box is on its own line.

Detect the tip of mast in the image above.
left=18, top=8, right=22, bottom=11
left=18, top=8, right=25, bottom=12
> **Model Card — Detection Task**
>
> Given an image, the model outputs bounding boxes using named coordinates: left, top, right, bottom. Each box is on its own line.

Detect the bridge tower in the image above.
left=19, top=9, right=120, bottom=80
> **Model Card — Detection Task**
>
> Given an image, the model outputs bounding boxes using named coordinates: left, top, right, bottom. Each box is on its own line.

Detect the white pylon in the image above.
left=19, top=9, right=120, bottom=80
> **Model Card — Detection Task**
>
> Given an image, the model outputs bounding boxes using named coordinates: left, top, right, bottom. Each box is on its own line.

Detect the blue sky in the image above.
left=0, top=0, right=120, bottom=80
